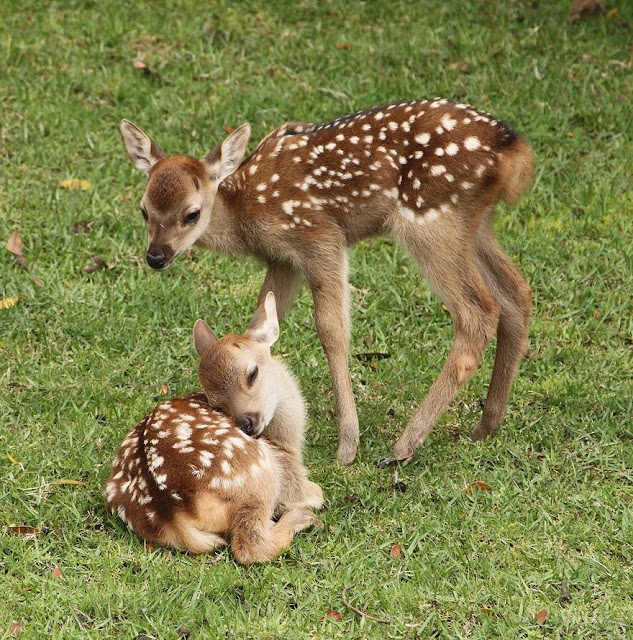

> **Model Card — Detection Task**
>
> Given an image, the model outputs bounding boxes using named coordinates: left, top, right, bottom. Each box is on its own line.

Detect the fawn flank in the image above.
left=120, top=98, right=533, bottom=465
left=104, top=292, right=323, bottom=563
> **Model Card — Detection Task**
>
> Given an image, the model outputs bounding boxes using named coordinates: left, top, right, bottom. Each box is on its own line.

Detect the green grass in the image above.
left=1, top=0, right=632, bottom=637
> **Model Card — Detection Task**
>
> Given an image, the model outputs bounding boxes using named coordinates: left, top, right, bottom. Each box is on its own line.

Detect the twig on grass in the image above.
left=342, top=585, right=391, bottom=624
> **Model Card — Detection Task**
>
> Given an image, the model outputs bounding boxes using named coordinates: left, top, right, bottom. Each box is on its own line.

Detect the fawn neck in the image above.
left=261, top=359, right=306, bottom=457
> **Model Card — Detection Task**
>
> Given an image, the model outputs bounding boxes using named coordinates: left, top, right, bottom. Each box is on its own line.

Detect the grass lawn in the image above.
left=1, top=0, right=632, bottom=637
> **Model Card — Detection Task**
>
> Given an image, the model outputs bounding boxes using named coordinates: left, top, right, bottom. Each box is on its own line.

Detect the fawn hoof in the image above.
left=378, top=454, right=413, bottom=468
left=336, top=441, right=358, bottom=465
left=470, top=421, right=498, bottom=441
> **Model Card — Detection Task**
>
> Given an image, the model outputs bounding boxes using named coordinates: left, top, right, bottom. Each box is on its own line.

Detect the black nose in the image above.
left=235, top=414, right=259, bottom=436
left=146, top=248, right=167, bottom=269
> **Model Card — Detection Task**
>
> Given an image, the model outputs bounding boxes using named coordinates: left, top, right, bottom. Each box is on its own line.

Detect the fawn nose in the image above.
left=235, top=413, right=261, bottom=436
left=146, top=247, right=170, bottom=270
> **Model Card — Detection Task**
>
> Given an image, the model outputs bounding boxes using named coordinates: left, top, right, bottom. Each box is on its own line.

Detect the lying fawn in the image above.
left=104, top=292, right=323, bottom=563
left=120, top=98, right=533, bottom=465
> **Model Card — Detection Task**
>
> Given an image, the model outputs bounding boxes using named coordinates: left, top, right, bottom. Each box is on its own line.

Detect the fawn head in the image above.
left=119, top=120, right=251, bottom=270
left=193, top=292, right=281, bottom=437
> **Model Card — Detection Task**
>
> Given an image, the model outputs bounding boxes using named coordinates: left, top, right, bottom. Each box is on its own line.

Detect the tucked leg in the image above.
left=231, top=504, right=320, bottom=565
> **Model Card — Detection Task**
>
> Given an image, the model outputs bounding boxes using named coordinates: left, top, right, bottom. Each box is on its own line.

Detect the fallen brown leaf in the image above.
left=160, top=384, right=169, bottom=395
left=72, top=220, right=94, bottom=234
left=390, top=543, right=402, bottom=558
left=536, top=609, right=548, bottom=623
left=606, top=7, right=619, bottom=19
left=83, top=258, right=107, bottom=274
left=144, top=541, right=155, bottom=552
left=5, top=526, right=42, bottom=539
left=59, top=179, right=92, bottom=191
left=51, top=566, right=63, bottom=579
left=323, top=610, right=343, bottom=621
left=447, top=60, right=470, bottom=72
left=335, top=42, right=352, bottom=49
left=568, top=0, right=604, bottom=22
left=10, top=623, right=23, bottom=637
left=6, top=452, right=19, bottom=464
left=466, top=480, right=492, bottom=494
left=7, top=228, right=28, bottom=270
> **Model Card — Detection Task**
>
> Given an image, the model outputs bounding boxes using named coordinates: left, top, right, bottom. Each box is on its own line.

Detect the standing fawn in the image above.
left=104, top=292, right=323, bottom=563
left=120, top=98, right=533, bottom=465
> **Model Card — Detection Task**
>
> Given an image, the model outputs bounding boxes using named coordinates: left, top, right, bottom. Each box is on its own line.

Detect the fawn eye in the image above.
left=184, top=209, right=200, bottom=224
left=247, top=365, right=259, bottom=387
left=140, top=207, right=148, bottom=221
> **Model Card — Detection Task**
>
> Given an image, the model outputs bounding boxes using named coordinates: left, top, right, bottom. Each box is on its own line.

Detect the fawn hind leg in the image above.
left=470, top=223, right=532, bottom=440
left=385, top=230, right=501, bottom=463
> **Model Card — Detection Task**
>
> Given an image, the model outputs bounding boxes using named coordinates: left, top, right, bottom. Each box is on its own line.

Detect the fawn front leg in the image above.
left=307, top=254, right=359, bottom=464
left=258, top=261, right=303, bottom=323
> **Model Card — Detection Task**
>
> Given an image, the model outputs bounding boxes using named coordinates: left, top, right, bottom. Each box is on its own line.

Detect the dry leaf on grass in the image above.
left=466, top=480, right=492, bottom=494
left=5, top=526, right=42, bottom=540
left=536, top=609, right=548, bottom=623
left=447, top=60, right=470, bottom=72
left=132, top=59, right=162, bottom=81
left=6, top=452, right=19, bottom=464
left=51, top=566, right=63, bottom=579
left=335, top=42, right=352, bottom=49
left=322, top=610, right=343, bottom=621
left=59, top=179, right=92, bottom=191
left=568, top=0, right=604, bottom=22
left=390, top=543, right=402, bottom=558
left=10, top=623, right=23, bottom=637
left=83, top=258, right=116, bottom=274
left=7, top=228, right=28, bottom=270
left=160, top=384, right=169, bottom=395
left=0, top=297, right=19, bottom=310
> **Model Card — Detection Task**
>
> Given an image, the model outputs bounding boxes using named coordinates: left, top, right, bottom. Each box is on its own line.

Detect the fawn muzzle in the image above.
left=235, top=412, right=262, bottom=437
left=146, top=245, right=174, bottom=270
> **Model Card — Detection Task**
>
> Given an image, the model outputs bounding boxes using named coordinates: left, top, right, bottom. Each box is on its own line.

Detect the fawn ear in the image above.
left=119, top=119, right=166, bottom=174
left=204, top=123, right=251, bottom=183
left=193, top=319, right=219, bottom=356
left=247, top=291, right=279, bottom=347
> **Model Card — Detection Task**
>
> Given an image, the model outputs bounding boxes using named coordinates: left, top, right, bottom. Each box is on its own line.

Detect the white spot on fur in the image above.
left=248, top=164, right=258, bottom=175
left=445, top=142, right=459, bottom=156
left=271, top=173, right=279, bottom=182
left=415, top=132, right=431, bottom=145
left=435, top=147, right=444, bottom=156
left=441, top=114, right=457, bottom=131
left=464, top=136, right=481, bottom=151
left=221, top=460, right=231, bottom=475
left=461, top=181, right=473, bottom=190
left=431, top=164, right=446, bottom=176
